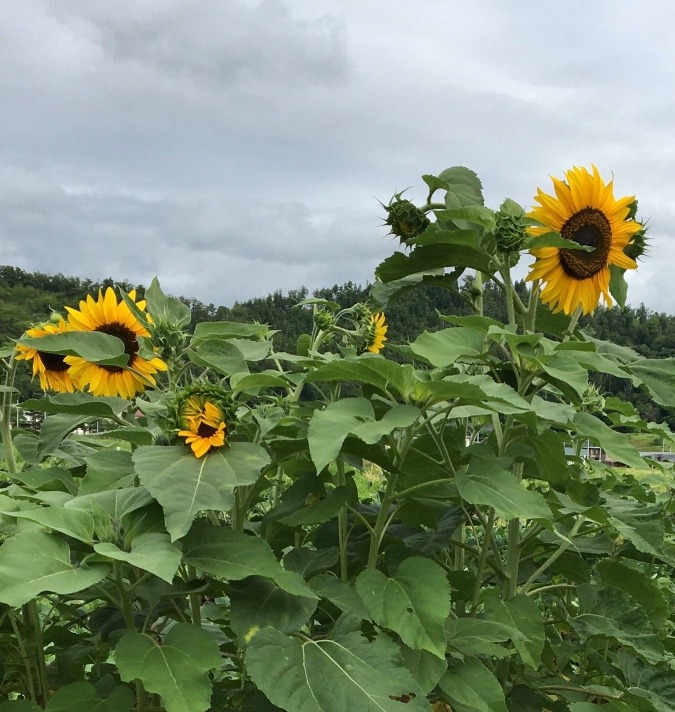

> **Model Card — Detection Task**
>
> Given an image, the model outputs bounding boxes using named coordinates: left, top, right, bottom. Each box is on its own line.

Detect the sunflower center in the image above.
left=197, top=422, right=218, bottom=437
left=38, top=351, right=69, bottom=372
left=559, top=208, right=612, bottom=280
left=95, top=322, right=139, bottom=373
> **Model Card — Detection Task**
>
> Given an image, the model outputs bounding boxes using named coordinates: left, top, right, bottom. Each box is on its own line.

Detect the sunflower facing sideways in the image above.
left=15, top=318, right=76, bottom=393
left=526, top=165, right=642, bottom=315
left=177, top=395, right=227, bottom=458
left=366, top=312, right=388, bottom=354
left=64, top=288, right=167, bottom=399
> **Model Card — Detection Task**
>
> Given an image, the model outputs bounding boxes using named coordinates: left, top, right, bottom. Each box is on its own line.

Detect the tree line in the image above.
left=2, top=264, right=674, bottom=426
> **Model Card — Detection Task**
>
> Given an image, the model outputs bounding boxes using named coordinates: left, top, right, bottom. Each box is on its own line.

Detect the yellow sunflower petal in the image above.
left=526, top=165, right=641, bottom=315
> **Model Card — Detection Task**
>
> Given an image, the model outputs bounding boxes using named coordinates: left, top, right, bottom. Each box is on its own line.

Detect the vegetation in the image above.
left=0, top=164, right=674, bottom=711
left=2, top=265, right=675, bottom=427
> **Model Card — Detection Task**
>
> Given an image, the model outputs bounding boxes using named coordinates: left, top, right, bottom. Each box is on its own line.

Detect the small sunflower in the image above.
left=366, top=313, right=388, bottom=354
left=177, top=396, right=227, bottom=458
left=64, top=287, right=167, bottom=399
left=526, top=165, right=641, bottom=315
left=15, top=318, right=76, bottom=393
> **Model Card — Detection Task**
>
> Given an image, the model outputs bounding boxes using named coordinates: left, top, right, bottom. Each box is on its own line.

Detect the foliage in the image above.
left=0, top=166, right=674, bottom=712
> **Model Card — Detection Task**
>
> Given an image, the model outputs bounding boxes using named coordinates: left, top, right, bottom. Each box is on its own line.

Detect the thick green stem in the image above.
left=521, top=516, right=584, bottom=593
left=26, top=601, right=49, bottom=705
left=501, top=263, right=517, bottom=327
left=9, top=609, right=37, bottom=702
left=336, top=456, right=349, bottom=581
left=471, top=508, right=496, bottom=612
left=187, top=565, right=202, bottom=627
left=1, top=351, right=19, bottom=475
left=367, top=428, right=414, bottom=568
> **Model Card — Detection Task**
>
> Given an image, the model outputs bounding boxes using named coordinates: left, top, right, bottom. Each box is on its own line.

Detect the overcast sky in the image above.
left=1, top=0, right=674, bottom=314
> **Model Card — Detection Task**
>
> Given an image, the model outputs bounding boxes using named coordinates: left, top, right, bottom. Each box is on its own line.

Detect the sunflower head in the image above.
left=64, top=287, right=167, bottom=399
left=365, top=312, right=388, bottom=354
left=493, top=202, right=527, bottom=256
left=176, top=389, right=231, bottom=458
left=15, top=318, right=76, bottom=393
left=526, top=165, right=642, bottom=316
left=383, top=193, right=430, bottom=246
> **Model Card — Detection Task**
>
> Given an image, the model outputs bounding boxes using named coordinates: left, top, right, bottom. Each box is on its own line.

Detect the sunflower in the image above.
left=15, top=318, right=76, bottom=393
left=64, top=288, right=167, bottom=399
left=177, top=396, right=227, bottom=458
left=366, top=312, right=388, bottom=353
left=526, top=165, right=641, bottom=315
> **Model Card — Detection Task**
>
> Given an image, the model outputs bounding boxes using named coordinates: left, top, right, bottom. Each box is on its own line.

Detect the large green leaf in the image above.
left=572, top=584, right=665, bottom=664
left=188, top=340, right=247, bottom=376
left=0, top=503, right=95, bottom=543
left=455, top=453, right=550, bottom=521
left=626, top=358, right=675, bottom=408
left=309, top=574, right=370, bottom=619
left=305, top=356, right=418, bottom=400
left=93, top=533, right=182, bottom=583
left=438, top=166, right=484, bottom=207
left=66, top=487, right=154, bottom=522
left=133, top=443, right=270, bottom=540
left=438, top=657, right=508, bottom=712
left=307, top=398, right=420, bottom=474
left=20, top=393, right=130, bottom=417
left=17, top=330, right=129, bottom=367
left=246, top=627, right=428, bottom=712
left=573, top=412, right=646, bottom=469
left=409, top=327, right=486, bottom=367
left=445, top=618, right=515, bottom=658
left=601, top=493, right=664, bottom=557
left=307, top=398, right=373, bottom=473
left=487, top=593, right=545, bottom=669
left=80, top=449, right=136, bottom=495
left=355, top=557, right=450, bottom=658
left=598, top=560, right=669, bottom=634
left=45, top=682, right=133, bottom=712
left=229, top=575, right=317, bottom=641
left=115, top=624, right=221, bottom=712
left=0, top=530, right=108, bottom=607
left=182, top=522, right=315, bottom=598
left=375, top=235, right=492, bottom=283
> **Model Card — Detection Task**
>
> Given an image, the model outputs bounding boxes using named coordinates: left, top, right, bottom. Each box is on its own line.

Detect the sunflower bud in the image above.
left=493, top=208, right=527, bottom=255
left=313, top=309, right=334, bottom=331
left=623, top=227, right=649, bottom=261
left=580, top=383, right=605, bottom=414
left=383, top=193, right=430, bottom=246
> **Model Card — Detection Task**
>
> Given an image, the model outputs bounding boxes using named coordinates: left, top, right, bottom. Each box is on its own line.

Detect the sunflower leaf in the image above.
left=17, top=331, right=130, bottom=367
left=523, top=231, right=594, bottom=251
left=608, top=264, right=628, bottom=307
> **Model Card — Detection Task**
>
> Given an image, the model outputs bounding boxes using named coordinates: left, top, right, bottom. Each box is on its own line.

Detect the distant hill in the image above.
left=2, top=264, right=674, bottom=426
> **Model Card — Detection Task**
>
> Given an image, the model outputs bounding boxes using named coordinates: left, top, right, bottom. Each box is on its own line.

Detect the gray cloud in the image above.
left=1, top=0, right=674, bottom=315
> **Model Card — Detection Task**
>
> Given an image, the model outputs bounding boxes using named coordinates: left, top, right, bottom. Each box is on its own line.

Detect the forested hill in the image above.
left=2, top=265, right=675, bottom=424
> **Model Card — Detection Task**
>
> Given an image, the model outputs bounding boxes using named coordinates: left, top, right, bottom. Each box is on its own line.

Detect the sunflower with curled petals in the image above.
left=15, top=318, right=76, bottom=393
left=64, top=287, right=167, bottom=399
left=526, top=165, right=642, bottom=315
left=177, top=395, right=227, bottom=458
left=366, top=313, right=388, bottom=354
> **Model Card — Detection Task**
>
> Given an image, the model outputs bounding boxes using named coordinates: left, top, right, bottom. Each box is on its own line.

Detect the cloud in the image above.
left=1, top=0, right=674, bottom=316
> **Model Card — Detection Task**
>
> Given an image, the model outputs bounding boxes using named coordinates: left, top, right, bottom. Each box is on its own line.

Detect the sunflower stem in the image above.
left=0, top=350, right=18, bottom=476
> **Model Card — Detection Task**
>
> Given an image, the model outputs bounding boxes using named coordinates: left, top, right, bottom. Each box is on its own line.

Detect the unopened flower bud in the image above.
left=383, top=193, right=430, bottom=246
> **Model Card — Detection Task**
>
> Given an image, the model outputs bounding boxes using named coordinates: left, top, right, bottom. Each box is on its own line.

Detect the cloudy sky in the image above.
left=1, top=0, right=674, bottom=313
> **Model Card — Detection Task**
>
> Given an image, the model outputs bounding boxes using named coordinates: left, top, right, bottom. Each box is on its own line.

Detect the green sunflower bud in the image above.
left=580, top=383, right=605, bottom=413
left=623, top=226, right=648, bottom=261
left=313, top=309, right=334, bottom=331
left=493, top=209, right=527, bottom=255
left=383, top=193, right=430, bottom=245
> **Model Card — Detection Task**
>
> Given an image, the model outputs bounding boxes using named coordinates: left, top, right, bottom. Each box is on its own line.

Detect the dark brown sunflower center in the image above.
left=38, top=351, right=69, bottom=372
left=197, top=422, right=218, bottom=437
left=559, top=207, right=612, bottom=280
left=95, top=322, right=139, bottom=373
